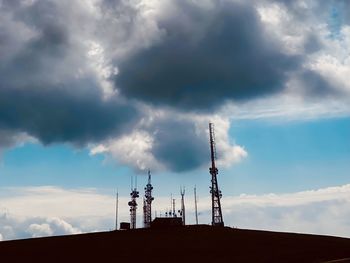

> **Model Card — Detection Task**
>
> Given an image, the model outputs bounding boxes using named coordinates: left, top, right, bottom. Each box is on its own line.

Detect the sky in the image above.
left=0, top=0, right=350, bottom=241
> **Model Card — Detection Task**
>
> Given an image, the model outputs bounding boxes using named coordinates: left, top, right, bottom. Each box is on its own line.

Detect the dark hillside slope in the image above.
left=0, top=225, right=350, bottom=262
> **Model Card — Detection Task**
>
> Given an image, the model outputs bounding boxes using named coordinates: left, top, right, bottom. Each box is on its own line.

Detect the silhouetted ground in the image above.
left=0, top=225, right=350, bottom=262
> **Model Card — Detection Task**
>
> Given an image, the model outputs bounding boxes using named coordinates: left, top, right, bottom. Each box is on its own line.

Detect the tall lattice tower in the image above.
left=128, top=177, right=139, bottom=229
left=143, top=170, right=154, bottom=228
left=209, top=123, right=224, bottom=226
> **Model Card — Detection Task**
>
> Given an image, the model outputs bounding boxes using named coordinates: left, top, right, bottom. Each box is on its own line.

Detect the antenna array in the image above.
left=209, top=123, right=224, bottom=226
left=143, top=170, right=154, bottom=228
left=128, top=176, right=139, bottom=229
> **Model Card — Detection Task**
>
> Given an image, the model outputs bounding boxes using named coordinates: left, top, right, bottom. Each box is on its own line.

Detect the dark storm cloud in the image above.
left=0, top=0, right=139, bottom=146
left=115, top=0, right=301, bottom=111
left=150, top=119, right=208, bottom=172
left=0, top=129, right=23, bottom=150
left=299, top=70, right=335, bottom=97
left=2, top=23, right=68, bottom=85
left=0, top=86, right=138, bottom=146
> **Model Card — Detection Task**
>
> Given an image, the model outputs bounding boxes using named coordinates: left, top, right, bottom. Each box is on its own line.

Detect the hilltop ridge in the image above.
left=0, top=225, right=350, bottom=262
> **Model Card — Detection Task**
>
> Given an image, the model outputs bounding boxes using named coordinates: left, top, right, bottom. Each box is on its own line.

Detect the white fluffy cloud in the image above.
left=91, top=110, right=247, bottom=172
left=28, top=223, right=53, bottom=238
left=222, top=185, right=350, bottom=237
left=27, top=217, right=81, bottom=238
left=1, top=184, right=350, bottom=240
left=0, top=213, right=81, bottom=240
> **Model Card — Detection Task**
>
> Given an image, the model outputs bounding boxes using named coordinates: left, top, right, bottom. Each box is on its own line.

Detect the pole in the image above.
left=194, top=185, right=198, bottom=225
left=115, top=190, right=119, bottom=230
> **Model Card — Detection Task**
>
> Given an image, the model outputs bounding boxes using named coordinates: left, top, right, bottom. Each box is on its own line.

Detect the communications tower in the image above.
left=208, top=123, right=224, bottom=226
left=128, top=177, right=139, bottom=229
left=143, top=170, right=154, bottom=228
left=179, top=187, right=185, bottom=225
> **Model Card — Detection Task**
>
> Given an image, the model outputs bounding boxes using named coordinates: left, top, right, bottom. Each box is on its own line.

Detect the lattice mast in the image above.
left=179, top=187, right=186, bottom=225
left=128, top=177, right=139, bottom=229
left=143, top=170, right=154, bottom=228
left=209, top=123, right=224, bottom=226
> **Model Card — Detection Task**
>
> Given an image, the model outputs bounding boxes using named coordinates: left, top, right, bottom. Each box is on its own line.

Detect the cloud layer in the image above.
left=1, top=185, right=350, bottom=240
left=115, top=0, right=301, bottom=110
left=1, top=0, right=350, bottom=172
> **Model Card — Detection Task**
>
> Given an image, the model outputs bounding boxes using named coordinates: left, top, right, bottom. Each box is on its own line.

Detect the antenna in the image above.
left=170, top=193, right=173, bottom=217
left=115, top=190, right=119, bottom=230
left=128, top=178, right=139, bottom=229
left=209, top=123, right=224, bottom=226
left=194, top=185, right=198, bottom=225
left=180, top=186, right=186, bottom=225
left=172, top=198, right=176, bottom=217
left=143, top=170, right=154, bottom=228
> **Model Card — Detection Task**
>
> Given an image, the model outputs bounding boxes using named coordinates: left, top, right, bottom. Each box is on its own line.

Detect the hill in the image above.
left=0, top=225, right=350, bottom=262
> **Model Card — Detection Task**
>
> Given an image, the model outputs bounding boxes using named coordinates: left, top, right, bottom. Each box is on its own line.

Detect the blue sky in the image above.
left=1, top=0, right=350, bottom=240
left=229, top=116, right=350, bottom=194
left=1, top=115, right=348, bottom=196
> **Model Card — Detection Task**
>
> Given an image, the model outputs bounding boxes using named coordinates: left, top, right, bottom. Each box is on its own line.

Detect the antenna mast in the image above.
left=194, top=186, right=198, bottom=225
left=179, top=187, right=186, bottom=225
left=143, top=170, right=154, bottom=228
left=128, top=176, right=139, bottom=229
left=115, top=190, right=119, bottom=230
left=172, top=198, right=176, bottom=217
left=209, top=123, right=224, bottom=226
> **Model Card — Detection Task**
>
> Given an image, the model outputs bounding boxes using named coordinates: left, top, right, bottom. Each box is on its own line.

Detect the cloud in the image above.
left=0, top=213, right=81, bottom=240
left=0, top=186, right=114, bottom=240
left=1, top=0, right=248, bottom=172
left=0, top=0, right=139, bottom=148
left=27, top=217, right=80, bottom=238
left=150, top=118, right=209, bottom=172
left=2, top=185, right=350, bottom=240
left=114, top=0, right=301, bottom=111
left=0, top=130, right=31, bottom=153
left=28, top=223, right=53, bottom=237
left=0, top=87, right=138, bottom=147
left=1, top=0, right=350, bottom=172
left=220, top=184, right=350, bottom=237
left=186, top=184, right=350, bottom=238
left=91, top=111, right=247, bottom=172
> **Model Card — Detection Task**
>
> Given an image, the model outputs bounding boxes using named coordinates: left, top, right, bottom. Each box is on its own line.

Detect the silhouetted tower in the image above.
left=169, top=198, right=177, bottom=217
left=179, top=187, right=186, bottom=225
left=209, top=123, right=224, bottom=226
left=168, top=194, right=173, bottom=217
left=128, top=177, right=139, bottom=229
left=194, top=185, right=198, bottom=225
left=115, top=190, right=119, bottom=230
left=143, top=197, right=146, bottom=225
left=143, top=170, right=154, bottom=228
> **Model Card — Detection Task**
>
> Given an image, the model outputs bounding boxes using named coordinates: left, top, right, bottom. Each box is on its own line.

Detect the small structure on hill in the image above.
left=120, top=222, right=130, bottom=230
left=151, top=217, right=183, bottom=228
